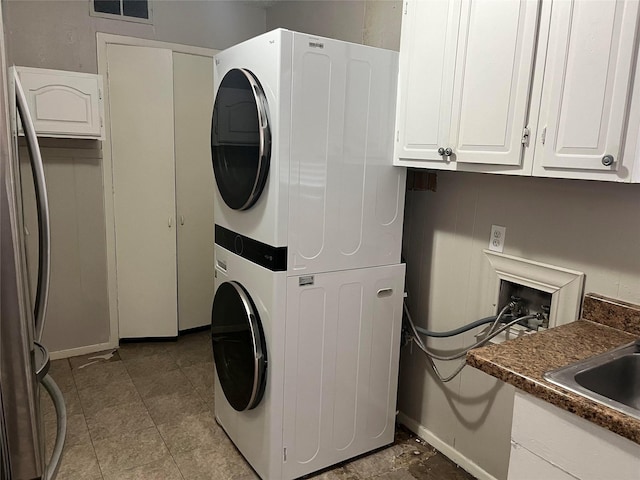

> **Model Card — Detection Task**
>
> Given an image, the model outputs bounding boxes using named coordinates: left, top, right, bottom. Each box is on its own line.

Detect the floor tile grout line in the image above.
left=144, top=388, right=178, bottom=467
left=179, top=362, right=212, bottom=405
left=128, top=337, right=208, bottom=480
left=169, top=449, right=190, bottom=480
left=168, top=453, right=187, bottom=480
left=71, top=357, right=152, bottom=479
left=64, top=363, right=105, bottom=479
left=128, top=356, right=209, bottom=463
left=100, top=447, right=175, bottom=480
left=178, top=332, right=215, bottom=404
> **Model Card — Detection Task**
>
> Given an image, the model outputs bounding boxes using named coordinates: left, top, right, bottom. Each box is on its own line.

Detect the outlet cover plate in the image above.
left=489, top=225, right=506, bottom=253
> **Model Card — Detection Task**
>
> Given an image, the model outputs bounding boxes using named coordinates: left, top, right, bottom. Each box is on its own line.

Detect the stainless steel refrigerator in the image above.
left=0, top=1, right=66, bottom=478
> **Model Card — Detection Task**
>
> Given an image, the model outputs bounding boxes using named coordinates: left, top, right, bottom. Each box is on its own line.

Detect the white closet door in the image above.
left=535, top=0, right=640, bottom=173
left=450, top=0, right=539, bottom=166
left=107, top=44, right=177, bottom=338
left=173, top=52, right=215, bottom=331
left=394, top=0, right=461, bottom=167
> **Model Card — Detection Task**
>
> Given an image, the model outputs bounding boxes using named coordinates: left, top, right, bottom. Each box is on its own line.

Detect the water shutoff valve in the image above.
left=539, top=305, right=551, bottom=328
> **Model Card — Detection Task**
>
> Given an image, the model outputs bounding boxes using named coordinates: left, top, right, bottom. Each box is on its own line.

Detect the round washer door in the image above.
left=211, top=281, right=267, bottom=411
left=211, top=68, right=271, bottom=211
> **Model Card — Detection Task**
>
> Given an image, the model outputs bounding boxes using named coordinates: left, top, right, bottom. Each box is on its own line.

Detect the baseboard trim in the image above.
left=49, top=341, right=116, bottom=360
left=397, top=412, right=498, bottom=480
left=178, top=325, right=210, bottom=336
left=119, top=336, right=177, bottom=344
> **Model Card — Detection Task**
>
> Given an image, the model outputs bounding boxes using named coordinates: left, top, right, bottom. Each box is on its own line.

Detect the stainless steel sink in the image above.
left=544, top=340, right=640, bottom=420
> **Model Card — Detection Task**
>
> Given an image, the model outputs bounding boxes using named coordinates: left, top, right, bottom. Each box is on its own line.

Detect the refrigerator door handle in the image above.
left=13, top=69, right=51, bottom=343
left=40, top=375, right=66, bottom=480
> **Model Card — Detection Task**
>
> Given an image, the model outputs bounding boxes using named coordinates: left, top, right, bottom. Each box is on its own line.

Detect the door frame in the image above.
left=97, top=33, right=218, bottom=348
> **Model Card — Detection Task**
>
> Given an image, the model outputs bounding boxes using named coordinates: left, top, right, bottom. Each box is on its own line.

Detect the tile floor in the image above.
left=42, top=330, right=475, bottom=480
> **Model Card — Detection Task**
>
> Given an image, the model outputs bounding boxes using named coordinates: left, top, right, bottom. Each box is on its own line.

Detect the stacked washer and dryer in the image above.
left=210, top=29, right=406, bottom=480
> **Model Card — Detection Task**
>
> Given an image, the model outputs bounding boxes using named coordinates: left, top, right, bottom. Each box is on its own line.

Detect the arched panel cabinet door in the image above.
left=15, top=67, right=104, bottom=139
left=211, top=281, right=267, bottom=411
left=211, top=68, right=271, bottom=211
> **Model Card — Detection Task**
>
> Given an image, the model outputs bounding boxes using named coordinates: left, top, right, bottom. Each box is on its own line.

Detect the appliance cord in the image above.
left=41, top=374, right=66, bottom=480
left=403, top=300, right=537, bottom=382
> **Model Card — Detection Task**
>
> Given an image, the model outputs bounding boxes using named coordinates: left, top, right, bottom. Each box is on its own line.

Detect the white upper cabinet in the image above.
left=532, top=0, right=640, bottom=181
left=394, top=0, right=459, bottom=170
left=15, top=67, right=104, bottom=139
left=396, top=0, right=640, bottom=182
left=394, top=0, right=539, bottom=172
left=450, top=0, right=539, bottom=167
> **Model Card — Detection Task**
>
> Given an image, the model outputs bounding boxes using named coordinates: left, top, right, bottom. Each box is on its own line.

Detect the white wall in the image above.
left=402, top=172, right=640, bottom=478
left=267, top=2, right=640, bottom=479
left=266, top=0, right=402, bottom=50
left=6, top=1, right=267, bottom=353
left=5, top=0, right=267, bottom=72
left=19, top=141, right=111, bottom=352
left=267, top=0, right=366, bottom=44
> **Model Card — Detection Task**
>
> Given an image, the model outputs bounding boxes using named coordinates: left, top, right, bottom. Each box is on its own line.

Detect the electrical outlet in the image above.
left=489, top=225, right=506, bottom=253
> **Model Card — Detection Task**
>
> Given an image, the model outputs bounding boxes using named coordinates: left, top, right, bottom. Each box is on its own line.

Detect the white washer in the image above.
left=212, top=245, right=405, bottom=480
left=212, top=29, right=405, bottom=275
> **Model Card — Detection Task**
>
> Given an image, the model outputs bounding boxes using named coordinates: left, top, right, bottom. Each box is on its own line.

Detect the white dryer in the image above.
left=212, top=245, right=405, bottom=480
left=211, top=29, right=405, bottom=275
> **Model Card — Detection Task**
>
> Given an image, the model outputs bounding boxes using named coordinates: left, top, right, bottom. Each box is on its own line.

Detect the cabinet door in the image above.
left=509, top=442, right=577, bottom=480
left=108, top=44, right=178, bottom=339
left=394, top=0, right=461, bottom=168
left=450, top=0, right=539, bottom=166
left=173, top=53, right=215, bottom=332
left=511, top=392, right=640, bottom=480
left=534, top=0, right=640, bottom=177
left=17, top=68, right=104, bottom=139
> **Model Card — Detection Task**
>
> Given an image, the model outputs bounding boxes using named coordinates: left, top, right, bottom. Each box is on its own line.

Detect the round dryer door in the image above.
left=211, top=68, right=271, bottom=211
left=211, top=281, right=267, bottom=411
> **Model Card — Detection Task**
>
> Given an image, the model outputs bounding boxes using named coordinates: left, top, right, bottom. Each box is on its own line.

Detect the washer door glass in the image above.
left=211, top=281, right=267, bottom=411
left=211, top=68, right=271, bottom=211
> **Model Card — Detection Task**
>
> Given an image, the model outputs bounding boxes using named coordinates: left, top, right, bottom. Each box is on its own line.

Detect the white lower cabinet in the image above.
left=509, top=392, right=640, bottom=480
left=509, top=443, right=576, bottom=480
left=107, top=44, right=215, bottom=338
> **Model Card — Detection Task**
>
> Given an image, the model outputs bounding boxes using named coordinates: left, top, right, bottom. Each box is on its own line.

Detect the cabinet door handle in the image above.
left=180, top=215, right=185, bottom=226
left=168, top=217, right=173, bottom=228
left=602, top=155, right=614, bottom=167
left=444, top=148, right=453, bottom=157
left=438, top=147, right=445, bottom=155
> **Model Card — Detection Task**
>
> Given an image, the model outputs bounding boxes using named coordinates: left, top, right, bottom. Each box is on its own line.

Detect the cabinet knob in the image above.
left=444, top=148, right=453, bottom=157
left=438, top=147, right=445, bottom=155
left=601, top=155, right=614, bottom=166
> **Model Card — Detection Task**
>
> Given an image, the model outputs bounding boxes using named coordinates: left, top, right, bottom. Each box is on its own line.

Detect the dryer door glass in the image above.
left=211, top=281, right=267, bottom=411
left=211, top=68, right=271, bottom=211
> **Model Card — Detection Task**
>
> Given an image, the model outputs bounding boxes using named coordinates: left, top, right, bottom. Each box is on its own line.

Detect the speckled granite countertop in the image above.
left=467, top=294, right=640, bottom=445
